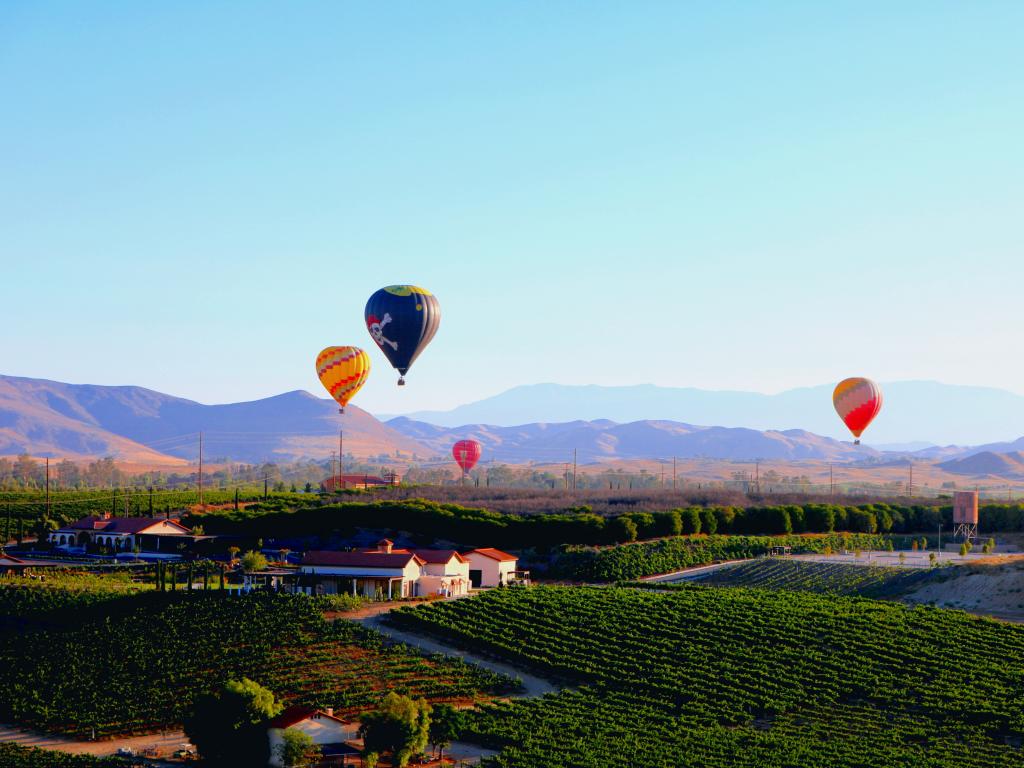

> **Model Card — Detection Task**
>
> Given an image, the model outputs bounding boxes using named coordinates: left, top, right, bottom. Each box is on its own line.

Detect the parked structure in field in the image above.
left=298, top=539, right=521, bottom=597
left=464, top=547, right=525, bottom=588
left=320, top=472, right=400, bottom=492
left=267, top=706, right=359, bottom=768
left=49, top=514, right=193, bottom=553
left=953, top=490, right=979, bottom=542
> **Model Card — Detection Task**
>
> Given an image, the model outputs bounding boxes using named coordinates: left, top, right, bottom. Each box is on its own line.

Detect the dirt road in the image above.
left=0, top=722, right=189, bottom=759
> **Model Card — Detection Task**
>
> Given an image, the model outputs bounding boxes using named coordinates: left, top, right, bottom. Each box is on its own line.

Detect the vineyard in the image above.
left=388, top=586, right=1024, bottom=767
left=0, top=592, right=518, bottom=738
left=682, top=558, right=937, bottom=597
left=0, top=744, right=124, bottom=768
left=0, top=570, right=155, bottom=631
left=553, top=532, right=887, bottom=581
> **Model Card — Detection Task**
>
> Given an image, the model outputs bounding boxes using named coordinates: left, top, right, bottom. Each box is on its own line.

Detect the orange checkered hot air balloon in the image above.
left=316, top=346, right=370, bottom=413
left=833, top=377, right=883, bottom=445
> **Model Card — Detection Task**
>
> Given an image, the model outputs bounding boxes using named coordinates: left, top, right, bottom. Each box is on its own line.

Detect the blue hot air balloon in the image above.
left=364, top=285, right=441, bottom=385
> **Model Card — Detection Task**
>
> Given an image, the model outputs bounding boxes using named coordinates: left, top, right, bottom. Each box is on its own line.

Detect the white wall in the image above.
left=267, top=717, right=355, bottom=768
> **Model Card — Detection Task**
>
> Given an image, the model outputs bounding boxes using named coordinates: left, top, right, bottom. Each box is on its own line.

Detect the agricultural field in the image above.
left=0, top=744, right=124, bottom=768
left=682, top=558, right=937, bottom=597
left=0, top=590, right=517, bottom=738
left=389, top=585, right=1024, bottom=767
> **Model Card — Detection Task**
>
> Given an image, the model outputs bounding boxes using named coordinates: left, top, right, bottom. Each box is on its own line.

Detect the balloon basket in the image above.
left=397, top=377, right=406, bottom=387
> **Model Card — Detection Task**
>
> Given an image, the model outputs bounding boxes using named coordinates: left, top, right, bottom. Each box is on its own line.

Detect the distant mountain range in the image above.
left=385, top=381, right=1024, bottom=446
left=8, top=374, right=1024, bottom=471
left=385, top=417, right=879, bottom=463
left=0, top=375, right=424, bottom=464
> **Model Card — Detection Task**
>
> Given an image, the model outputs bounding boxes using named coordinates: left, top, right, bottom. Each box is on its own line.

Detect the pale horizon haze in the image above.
left=2, top=3, right=1022, bottom=414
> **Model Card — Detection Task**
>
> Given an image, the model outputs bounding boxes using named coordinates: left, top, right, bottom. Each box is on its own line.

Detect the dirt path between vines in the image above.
left=356, top=613, right=563, bottom=698
left=0, top=723, right=188, bottom=760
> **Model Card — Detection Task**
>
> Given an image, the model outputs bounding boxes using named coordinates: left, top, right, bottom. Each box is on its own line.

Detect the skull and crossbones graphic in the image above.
left=367, top=313, right=398, bottom=351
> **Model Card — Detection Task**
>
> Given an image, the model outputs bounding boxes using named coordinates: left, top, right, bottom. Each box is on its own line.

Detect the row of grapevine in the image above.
left=388, top=586, right=1024, bottom=767
left=0, top=592, right=518, bottom=738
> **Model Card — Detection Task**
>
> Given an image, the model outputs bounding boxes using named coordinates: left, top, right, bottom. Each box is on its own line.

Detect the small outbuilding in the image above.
left=267, top=706, right=358, bottom=768
left=464, top=547, right=522, bottom=588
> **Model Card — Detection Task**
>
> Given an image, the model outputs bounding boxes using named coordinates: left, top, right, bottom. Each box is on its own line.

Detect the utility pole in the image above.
left=830, top=464, right=834, bottom=498
left=563, top=463, right=569, bottom=491
left=45, top=458, right=50, bottom=519
left=124, top=486, right=130, bottom=518
left=672, top=457, right=677, bottom=492
left=198, top=432, right=204, bottom=509
left=572, top=449, right=577, bottom=492
left=339, top=428, right=344, bottom=490
left=264, top=472, right=268, bottom=500
left=908, top=463, right=913, bottom=498
left=755, top=462, right=760, bottom=494
left=330, top=452, right=336, bottom=486
left=660, top=466, right=665, bottom=488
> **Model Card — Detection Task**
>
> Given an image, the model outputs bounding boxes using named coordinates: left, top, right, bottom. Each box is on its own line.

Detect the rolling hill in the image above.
left=0, top=375, right=428, bottom=464
left=385, top=381, right=1024, bottom=445
left=386, top=416, right=879, bottom=462
left=937, top=451, right=1024, bottom=479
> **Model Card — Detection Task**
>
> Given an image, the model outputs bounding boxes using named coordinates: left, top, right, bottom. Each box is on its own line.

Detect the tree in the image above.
left=358, top=692, right=432, bottom=768
left=228, top=546, right=241, bottom=562
left=184, top=677, right=282, bottom=766
left=428, top=703, right=463, bottom=763
left=609, top=516, right=638, bottom=543
left=277, top=728, right=320, bottom=768
left=898, top=552, right=906, bottom=566
left=241, top=550, right=268, bottom=572
left=959, top=542, right=969, bottom=557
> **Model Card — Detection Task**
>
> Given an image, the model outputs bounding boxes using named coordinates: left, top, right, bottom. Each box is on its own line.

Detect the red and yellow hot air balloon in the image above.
left=833, top=377, right=882, bottom=444
left=316, top=346, right=370, bottom=413
left=452, top=439, right=482, bottom=473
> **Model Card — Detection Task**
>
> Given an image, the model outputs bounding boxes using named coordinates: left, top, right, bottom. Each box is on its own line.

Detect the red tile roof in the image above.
left=0, top=553, right=26, bottom=565
left=413, top=549, right=468, bottom=564
left=64, top=516, right=191, bottom=535
left=268, top=705, right=348, bottom=729
left=301, top=550, right=424, bottom=568
left=467, top=547, right=517, bottom=562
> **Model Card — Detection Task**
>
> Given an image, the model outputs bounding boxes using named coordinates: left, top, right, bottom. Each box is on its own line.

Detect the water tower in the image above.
left=952, top=490, right=979, bottom=542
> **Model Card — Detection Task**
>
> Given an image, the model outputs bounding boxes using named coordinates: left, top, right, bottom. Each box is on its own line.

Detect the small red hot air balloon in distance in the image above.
left=452, top=439, right=482, bottom=483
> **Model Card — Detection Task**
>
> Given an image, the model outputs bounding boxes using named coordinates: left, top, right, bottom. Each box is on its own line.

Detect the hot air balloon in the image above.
left=365, top=285, right=440, bottom=385
left=316, top=346, right=370, bottom=413
left=833, top=377, right=882, bottom=445
left=452, top=439, right=482, bottom=485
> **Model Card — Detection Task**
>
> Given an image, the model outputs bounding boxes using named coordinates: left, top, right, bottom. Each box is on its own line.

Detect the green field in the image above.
left=682, top=558, right=936, bottom=597
left=389, top=585, right=1024, bottom=767
left=0, top=591, right=517, bottom=738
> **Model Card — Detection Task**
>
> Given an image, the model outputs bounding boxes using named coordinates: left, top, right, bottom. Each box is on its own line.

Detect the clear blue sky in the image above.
left=2, top=2, right=1022, bottom=415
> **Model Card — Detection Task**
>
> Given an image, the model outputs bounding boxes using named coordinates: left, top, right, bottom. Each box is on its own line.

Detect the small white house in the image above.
left=464, top=548, right=520, bottom=588
left=413, top=549, right=471, bottom=597
left=267, top=706, right=358, bottom=768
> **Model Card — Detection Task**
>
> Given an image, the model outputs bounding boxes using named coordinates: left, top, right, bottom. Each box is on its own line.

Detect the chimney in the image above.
left=325, top=708, right=334, bottom=718
left=378, top=539, right=393, bottom=554
left=102, top=512, right=112, bottom=520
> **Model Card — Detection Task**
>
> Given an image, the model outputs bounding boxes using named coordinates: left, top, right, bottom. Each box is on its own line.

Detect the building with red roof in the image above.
left=49, top=513, right=193, bottom=554
left=464, top=547, right=523, bottom=588
left=267, top=706, right=358, bottom=768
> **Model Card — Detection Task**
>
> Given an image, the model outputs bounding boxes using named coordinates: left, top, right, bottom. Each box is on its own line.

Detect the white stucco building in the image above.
left=267, top=706, right=358, bottom=767
left=49, top=514, right=192, bottom=553
left=464, top=547, right=521, bottom=588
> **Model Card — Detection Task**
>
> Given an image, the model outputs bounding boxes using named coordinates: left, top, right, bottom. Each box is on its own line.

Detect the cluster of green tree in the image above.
left=185, top=497, right=933, bottom=550
left=389, top=586, right=1024, bottom=768
left=551, top=533, right=887, bottom=581
left=0, top=744, right=124, bottom=768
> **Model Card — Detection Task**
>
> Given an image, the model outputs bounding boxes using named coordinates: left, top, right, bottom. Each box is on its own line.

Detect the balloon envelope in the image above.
left=365, top=285, right=440, bottom=384
left=833, top=377, right=883, bottom=440
left=316, top=346, right=371, bottom=412
left=452, top=439, right=482, bottom=472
